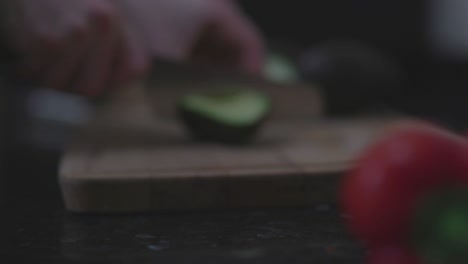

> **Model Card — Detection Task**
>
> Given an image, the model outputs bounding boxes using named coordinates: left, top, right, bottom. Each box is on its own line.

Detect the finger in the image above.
left=42, top=18, right=90, bottom=91
left=73, top=1, right=120, bottom=97
left=205, top=1, right=265, bottom=75
left=217, top=19, right=265, bottom=75
left=233, top=25, right=265, bottom=75
left=22, top=33, right=62, bottom=80
left=110, top=23, right=150, bottom=90
left=2, top=1, right=35, bottom=73
left=2, top=1, right=30, bottom=48
left=20, top=0, right=63, bottom=77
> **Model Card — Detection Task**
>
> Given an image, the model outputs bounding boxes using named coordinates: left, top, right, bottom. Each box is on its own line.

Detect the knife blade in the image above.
left=13, top=58, right=281, bottom=151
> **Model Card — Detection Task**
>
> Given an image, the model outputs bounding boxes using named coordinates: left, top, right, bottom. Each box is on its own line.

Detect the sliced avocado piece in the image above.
left=263, top=52, right=299, bottom=84
left=178, top=88, right=272, bottom=144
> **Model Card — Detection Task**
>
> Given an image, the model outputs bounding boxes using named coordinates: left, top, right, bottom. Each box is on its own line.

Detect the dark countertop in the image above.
left=1, top=148, right=362, bottom=264
left=1, top=57, right=467, bottom=264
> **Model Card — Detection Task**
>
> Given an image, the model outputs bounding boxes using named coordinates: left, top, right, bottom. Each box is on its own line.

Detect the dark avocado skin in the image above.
left=178, top=107, right=270, bottom=145
left=299, top=41, right=405, bottom=116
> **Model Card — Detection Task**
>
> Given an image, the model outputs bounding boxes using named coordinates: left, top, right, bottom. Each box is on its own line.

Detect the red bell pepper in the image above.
left=340, top=121, right=468, bottom=264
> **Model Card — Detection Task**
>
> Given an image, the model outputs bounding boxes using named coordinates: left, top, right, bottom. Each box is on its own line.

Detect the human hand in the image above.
left=115, top=0, right=265, bottom=75
left=2, top=0, right=150, bottom=97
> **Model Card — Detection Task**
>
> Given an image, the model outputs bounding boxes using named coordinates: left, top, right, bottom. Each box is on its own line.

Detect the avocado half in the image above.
left=178, top=88, right=272, bottom=144
left=263, top=52, right=299, bottom=84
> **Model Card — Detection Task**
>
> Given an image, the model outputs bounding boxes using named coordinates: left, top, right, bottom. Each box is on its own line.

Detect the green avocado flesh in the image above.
left=179, top=88, right=272, bottom=143
left=181, top=89, right=271, bottom=126
left=264, top=53, right=299, bottom=83
left=411, top=188, right=468, bottom=263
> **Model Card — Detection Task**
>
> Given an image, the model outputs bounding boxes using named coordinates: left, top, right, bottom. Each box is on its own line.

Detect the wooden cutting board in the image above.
left=59, top=80, right=403, bottom=213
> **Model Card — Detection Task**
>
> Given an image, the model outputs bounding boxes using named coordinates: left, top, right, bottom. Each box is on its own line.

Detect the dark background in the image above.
left=3, top=0, right=466, bottom=135
left=1, top=1, right=467, bottom=263
left=239, top=0, right=425, bottom=62
left=239, top=0, right=466, bottom=132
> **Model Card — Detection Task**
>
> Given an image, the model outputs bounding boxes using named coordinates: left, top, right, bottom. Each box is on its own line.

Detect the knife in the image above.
left=10, top=58, right=283, bottom=151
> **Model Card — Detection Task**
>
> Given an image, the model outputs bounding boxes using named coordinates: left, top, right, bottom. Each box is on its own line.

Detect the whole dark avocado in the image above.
left=298, top=41, right=405, bottom=116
